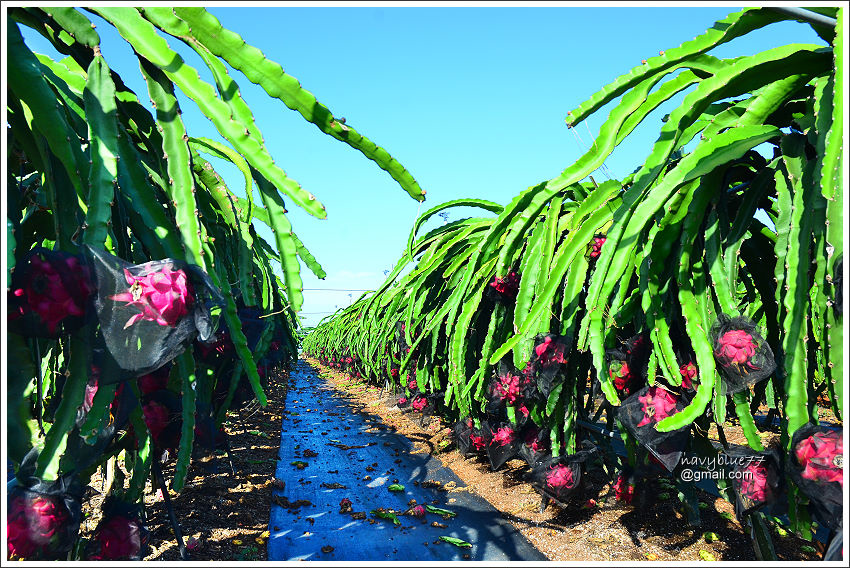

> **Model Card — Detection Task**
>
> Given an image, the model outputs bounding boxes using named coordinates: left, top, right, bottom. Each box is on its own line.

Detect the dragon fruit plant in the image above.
left=305, top=7, right=843, bottom=560
left=7, top=6, right=424, bottom=560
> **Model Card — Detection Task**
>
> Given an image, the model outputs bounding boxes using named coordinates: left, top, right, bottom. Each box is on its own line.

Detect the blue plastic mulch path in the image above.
left=267, top=360, right=548, bottom=562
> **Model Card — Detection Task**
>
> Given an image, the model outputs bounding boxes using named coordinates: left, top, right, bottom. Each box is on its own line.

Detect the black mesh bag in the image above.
left=395, top=321, right=409, bottom=353
left=726, top=448, right=784, bottom=519
left=518, top=424, right=551, bottom=466
left=396, top=393, right=412, bottom=409
left=84, top=496, right=149, bottom=561
left=452, top=417, right=492, bottom=457
left=408, top=392, right=434, bottom=415
left=482, top=421, right=522, bottom=471
left=194, top=328, right=235, bottom=371
left=452, top=417, right=476, bottom=456
left=711, top=314, right=776, bottom=394
left=140, top=389, right=183, bottom=458
left=605, top=333, right=650, bottom=398
left=616, top=385, right=689, bottom=472
left=194, top=401, right=228, bottom=452
left=485, top=270, right=520, bottom=304
left=84, top=245, right=223, bottom=375
left=487, top=360, right=538, bottom=410
left=8, top=453, right=84, bottom=561
left=528, top=333, right=569, bottom=398
left=525, top=444, right=597, bottom=507
left=86, top=329, right=141, bottom=387
left=341, top=354, right=355, bottom=373
left=136, top=363, right=173, bottom=396
left=8, top=247, right=95, bottom=338
left=406, top=374, right=421, bottom=395
left=787, top=423, right=843, bottom=531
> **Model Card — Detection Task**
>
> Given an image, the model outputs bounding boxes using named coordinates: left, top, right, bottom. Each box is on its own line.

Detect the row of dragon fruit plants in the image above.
left=6, top=6, right=426, bottom=561
left=303, top=7, right=844, bottom=561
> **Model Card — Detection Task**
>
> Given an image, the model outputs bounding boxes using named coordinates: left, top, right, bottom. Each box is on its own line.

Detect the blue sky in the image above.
left=16, top=5, right=826, bottom=326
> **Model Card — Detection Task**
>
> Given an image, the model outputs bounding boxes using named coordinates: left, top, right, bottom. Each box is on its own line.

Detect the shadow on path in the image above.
left=267, top=361, right=548, bottom=561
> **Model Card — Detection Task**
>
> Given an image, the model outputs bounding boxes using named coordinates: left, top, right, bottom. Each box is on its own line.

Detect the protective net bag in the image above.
left=8, top=453, right=84, bottom=561
left=140, top=389, right=184, bottom=459
left=408, top=392, right=434, bottom=415
left=452, top=417, right=476, bottom=456
left=406, top=374, right=421, bottom=395
left=194, top=404, right=228, bottom=452
left=341, top=353, right=355, bottom=373
left=616, top=385, right=689, bottom=472
left=725, top=448, right=783, bottom=519
left=528, top=333, right=569, bottom=399
left=395, top=321, right=409, bottom=353
left=482, top=421, right=522, bottom=471
left=787, top=423, right=843, bottom=531
left=7, top=247, right=95, bottom=338
left=194, top=328, right=235, bottom=373
left=711, top=314, right=776, bottom=394
left=606, top=333, right=650, bottom=398
left=136, top=362, right=173, bottom=396
left=525, top=444, right=597, bottom=507
left=452, top=417, right=492, bottom=457
left=395, top=393, right=412, bottom=409
left=485, top=270, right=520, bottom=304
left=518, top=424, right=551, bottom=466
left=84, top=496, right=149, bottom=561
left=84, top=245, right=223, bottom=375
left=487, top=360, right=539, bottom=411
left=612, top=467, right=637, bottom=504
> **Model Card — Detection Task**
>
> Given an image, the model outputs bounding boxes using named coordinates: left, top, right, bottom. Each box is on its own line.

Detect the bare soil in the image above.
left=79, top=358, right=829, bottom=561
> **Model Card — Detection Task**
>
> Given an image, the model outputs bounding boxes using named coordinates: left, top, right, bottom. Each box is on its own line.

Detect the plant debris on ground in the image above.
left=77, top=359, right=829, bottom=561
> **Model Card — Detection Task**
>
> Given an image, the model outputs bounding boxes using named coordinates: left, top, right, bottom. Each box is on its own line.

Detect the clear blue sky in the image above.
left=17, top=5, right=826, bottom=326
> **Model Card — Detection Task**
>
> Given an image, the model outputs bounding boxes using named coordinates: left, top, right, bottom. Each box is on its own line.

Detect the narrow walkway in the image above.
left=267, top=360, right=548, bottom=561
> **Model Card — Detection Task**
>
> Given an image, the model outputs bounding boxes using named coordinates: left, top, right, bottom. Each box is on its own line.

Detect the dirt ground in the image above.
left=79, top=357, right=827, bottom=561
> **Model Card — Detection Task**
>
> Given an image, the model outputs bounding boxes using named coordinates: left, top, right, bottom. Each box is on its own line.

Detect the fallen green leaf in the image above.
left=698, top=502, right=708, bottom=510
left=425, top=505, right=457, bottom=518
left=439, top=536, right=472, bottom=548
left=248, top=429, right=271, bottom=438
left=719, top=511, right=734, bottom=522
left=388, top=484, right=405, bottom=492
left=703, top=532, right=719, bottom=543
left=800, top=545, right=817, bottom=555
left=698, top=550, right=716, bottom=561
left=370, top=509, right=401, bottom=526
left=774, top=525, right=788, bottom=537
